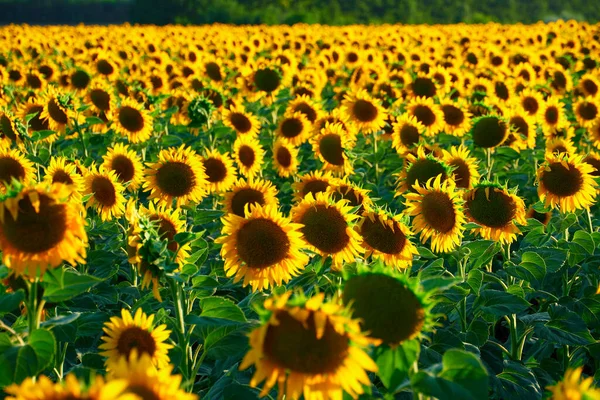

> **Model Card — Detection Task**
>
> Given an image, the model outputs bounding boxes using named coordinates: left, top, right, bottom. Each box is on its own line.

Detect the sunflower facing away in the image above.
left=546, top=367, right=600, bottom=400
left=201, top=149, right=236, bottom=194
left=84, top=166, right=126, bottom=221
left=102, top=143, right=144, bottom=191
left=233, top=134, right=264, bottom=179
left=341, top=89, right=387, bottom=134
left=471, top=115, right=509, bottom=148
left=112, top=97, right=153, bottom=144
left=0, top=147, right=36, bottom=193
left=404, top=175, right=466, bottom=253
left=216, top=204, right=308, bottom=291
left=272, top=139, right=299, bottom=178
left=223, top=178, right=279, bottom=218
left=240, top=291, right=377, bottom=400
left=537, top=153, right=598, bottom=213
left=222, top=104, right=261, bottom=137
left=99, top=308, right=173, bottom=369
left=0, top=183, right=87, bottom=278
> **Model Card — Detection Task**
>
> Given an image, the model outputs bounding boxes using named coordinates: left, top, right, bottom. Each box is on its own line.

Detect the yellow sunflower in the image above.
left=540, top=96, right=568, bottom=135
left=102, top=143, right=144, bottom=191
left=439, top=98, right=472, bottom=137
left=86, top=80, right=114, bottom=117
left=112, top=97, right=153, bottom=144
left=0, top=110, right=21, bottom=147
left=143, top=145, right=208, bottom=207
left=233, top=135, right=264, bottom=180
left=40, top=88, right=72, bottom=133
left=407, top=96, right=444, bottom=136
left=396, top=145, right=452, bottom=193
left=292, top=170, right=334, bottom=202
left=341, top=89, right=387, bottom=134
left=441, top=145, right=481, bottom=190
left=287, top=94, right=323, bottom=125
left=516, top=88, right=544, bottom=119
left=391, top=114, right=425, bottom=155
left=505, top=108, right=537, bottom=150
left=574, top=97, right=600, bottom=128
left=216, top=204, right=308, bottom=291
left=537, top=153, right=598, bottom=213
left=223, top=178, right=279, bottom=217
left=291, top=191, right=363, bottom=269
left=240, top=291, right=377, bottom=400
left=272, top=139, right=299, bottom=178
left=276, top=111, right=311, bottom=146
left=6, top=374, right=133, bottom=400
left=43, top=156, right=85, bottom=200
left=83, top=166, right=126, bottom=221
left=222, top=104, right=260, bottom=137
left=326, top=178, right=374, bottom=214
left=18, top=98, right=55, bottom=141
left=583, top=151, right=600, bottom=177
left=311, top=122, right=355, bottom=175
left=545, top=138, right=577, bottom=158
left=0, top=147, right=36, bottom=192
left=404, top=175, right=466, bottom=253
left=0, top=183, right=87, bottom=278
left=201, top=149, right=236, bottom=194
left=546, top=367, right=600, bottom=400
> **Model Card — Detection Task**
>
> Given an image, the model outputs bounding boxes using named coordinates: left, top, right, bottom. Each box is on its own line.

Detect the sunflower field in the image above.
left=0, top=20, right=599, bottom=400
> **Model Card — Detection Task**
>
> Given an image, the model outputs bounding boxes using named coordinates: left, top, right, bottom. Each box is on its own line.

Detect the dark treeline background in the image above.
left=0, top=0, right=597, bottom=25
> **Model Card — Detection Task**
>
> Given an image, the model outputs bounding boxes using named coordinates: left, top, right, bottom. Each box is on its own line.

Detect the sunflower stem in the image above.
left=587, top=208, right=594, bottom=234
left=485, top=148, right=493, bottom=181
left=74, top=117, right=88, bottom=158
left=27, top=278, right=41, bottom=334
left=373, top=134, right=379, bottom=181
left=507, top=314, right=520, bottom=360
left=168, top=277, right=190, bottom=378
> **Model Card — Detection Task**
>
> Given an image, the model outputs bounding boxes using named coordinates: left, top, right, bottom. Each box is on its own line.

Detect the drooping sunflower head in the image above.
left=439, top=98, right=472, bottom=137
left=471, top=115, right=509, bottom=148
left=0, top=182, right=87, bottom=278
left=99, top=308, right=174, bottom=369
left=232, top=134, right=264, bottom=180
left=222, top=104, right=260, bottom=137
left=292, top=170, right=334, bottom=202
left=537, top=153, right=598, bottom=213
left=112, top=97, right=153, bottom=144
left=403, top=175, right=466, bottom=253
left=505, top=108, right=537, bottom=150
left=0, top=147, right=36, bottom=193
left=397, top=146, right=453, bottom=193
left=326, top=178, right=374, bottom=214
left=311, top=122, right=355, bottom=175
left=43, top=156, right=85, bottom=200
left=201, top=149, right=236, bottom=194
left=341, top=89, right=387, bottom=134
left=272, top=139, right=299, bottom=178
left=223, top=178, right=279, bottom=218
left=391, top=114, right=424, bottom=155
left=546, top=367, right=600, bottom=400
left=216, top=204, right=308, bottom=291
left=143, top=145, right=208, bottom=208
left=291, top=191, right=363, bottom=269
left=102, top=143, right=144, bottom=191
left=277, top=111, right=311, bottom=146
left=407, top=96, right=444, bottom=136
left=441, top=145, right=481, bottom=190
left=83, top=166, right=126, bottom=222
left=240, top=291, right=377, bottom=400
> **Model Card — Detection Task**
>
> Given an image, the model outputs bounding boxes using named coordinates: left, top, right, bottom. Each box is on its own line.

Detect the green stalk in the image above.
left=587, top=208, right=594, bottom=234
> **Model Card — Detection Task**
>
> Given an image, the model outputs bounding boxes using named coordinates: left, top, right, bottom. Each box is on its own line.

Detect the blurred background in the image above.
left=0, top=0, right=597, bottom=25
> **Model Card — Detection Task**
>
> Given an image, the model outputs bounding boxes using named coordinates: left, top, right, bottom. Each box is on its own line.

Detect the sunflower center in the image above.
left=116, top=326, right=157, bottom=358
left=343, top=274, right=425, bottom=344
left=301, top=180, right=329, bottom=198
left=578, top=102, right=598, bottom=121
left=541, top=162, right=584, bottom=197
left=281, top=118, right=304, bottom=139
left=127, top=385, right=160, bottom=400
left=230, top=113, right=251, bottom=133
left=0, top=116, right=17, bottom=141
left=442, top=104, right=465, bottom=126
left=96, top=59, right=114, bottom=76
left=412, top=77, right=436, bottom=98
left=360, top=218, right=407, bottom=255
left=276, top=146, right=292, bottom=167
left=319, top=134, right=344, bottom=166
left=400, top=124, right=420, bottom=147
left=231, top=188, right=265, bottom=217
left=331, top=185, right=362, bottom=209
left=71, top=70, right=90, bottom=89
left=551, top=71, right=567, bottom=91
left=118, top=105, right=147, bottom=133
left=203, top=158, right=228, bottom=183
left=263, top=310, right=349, bottom=374
left=466, top=188, right=516, bottom=228
left=294, top=103, right=317, bottom=123
left=583, top=79, right=598, bottom=96
left=583, top=156, right=600, bottom=177
left=205, top=62, right=222, bottom=82
left=421, top=192, right=456, bottom=233
left=109, top=155, right=135, bottom=183
left=236, top=218, right=290, bottom=268
left=91, top=176, right=117, bottom=207
left=1, top=193, right=68, bottom=254
left=26, top=74, right=42, bottom=89
left=522, top=97, right=539, bottom=115
left=413, top=105, right=436, bottom=127
left=47, top=99, right=68, bottom=125
left=545, top=107, right=559, bottom=125
left=28, top=105, right=49, bottom=131
left=406, top=159, right=447, bottom=192
left=254, top=68, right=281, bottom=93
left=156, top=162, right=195, bottom=197
left=300, top=204, right=350, bottom=254
left=0, top=157, right=26, bottom=184
left=449, top=159, right=471, bottom=189
left=90, top=89, right=110, bottom=111
left=52, top=170, right=74, bottom=185
left=238, top=145, right=255, bottom=167
left=352, top=99, right=378, bottom=122
left=495, top=82, right=509, bottom=100
left=472, top=116, right=507, bottom=148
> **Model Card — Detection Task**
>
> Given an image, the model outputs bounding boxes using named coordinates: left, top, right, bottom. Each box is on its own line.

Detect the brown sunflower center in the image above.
left=52, top=170, right=74, bottom=185
left=449, top=159, right=471, bottom=189
left=280, top=118, right=304, bottom=139
left=111, top=155, right=135, bottom=183
left=319, top=134, right=344, bottom=166
left=412, top=77, right=436, bottom=98
left=238, top=145, right=255, bottom=167
left=495, top=81, right=509, bottom=100
left=156, top=162, right=196, bottom=197
left=0, top=157, right=26, bottom=184
left=406, top=159, right=447, bottom=192
left=400, top=124, right=420, bottom=147
left=119, top=106, right=145, bottom=133
left=412, top=105, right=436, bottom=127
left=466, top=187, right=517, bottom=228
left=582, top=79, right=598, bottom=96
left=236, top=218, right=290, bottom=268
left=26, top=74, right=42, bottom=89
left=0, top=115, right=17, bottom=141
left=421, top=191, right=456, bottom=233
left=551, top=71, right=567, bottom=91
left=96, top=59, right=114, bottom=76
left=442, top=104, right=465, bottom=126
left=116, top=326, right=157, bottom=358
left=293, top=103, right=317, bottom=123
left=342, top=274, right=425, bottom=344
left=545, top=106, right=559, bottom=125
left=254, top=68, right=281, bottom=93
left=48, top=99, right=69, bottom=125
left=229, top=113, right=252, bottom=133
left=28, top=105, right=49, bottom=132
left=577, top=102, right=598, bottom=121
left=522, top=97, right=539, bottom=115
left=300, top=204, right=350, bottom=254
left=263, top=310, right=349, bottom=374
left=360, top=217, right=407, bottom=255
left=127, top=385, right=160, bottom=400
left=1, top=193, right=68, bottom=254
left=91, top=176, right=117, bottom=207
left=510, top=116, right=529, bottom=137
left=583, top=156, right=600, bottom=177
left=90, top=89, right=110, bottom=111
left=231, top=188, right=265, bottom=217
left=276, top=146, right=292, bottom=167
left=205, top=62, right=223, bottom=82
left=352, top=99, right=378, bottom=123
left=301, top=180, right=329, bottom=198
left=541, top=162, right=584, bottom=197
left=203, top=158, right=228, bottom=183
left=71, top=70, right=91, bottom=90
left=472, top=116, right=507, bottom=148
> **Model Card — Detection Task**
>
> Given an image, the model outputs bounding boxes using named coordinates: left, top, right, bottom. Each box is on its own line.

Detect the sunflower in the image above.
left=313, top=108, right=355, bottom=137
left=0, top=183, right=87, bottom=278
left=540, top=96, right=568, bottom=135
left=591, top=120, right=600, bottom=149
left=43, top=156, right=85, bottom=200
left=545, top=138, right=577, bottom=157
left=292, top=170, right=334, bottom=202
left=546, top=367, right=600, bottom=400
left=516, top=88, right=544, bottom=119
left=198, top=149, right=235, bottom=194
left=356, top=209, right=418, bottom=270
left=578, top=74, right=600, bottom=98
left=18, top=98, right=55, bottom=141
left=439, top=98, right=472, bottom=137
left=5, top=374, right=131, bottom=400
left=441, top=145, right=481, bottom=189
left=0, top=147, right=36, bottom=192
left=99, top=308, right=173, bottom=369
left=396, top=146, right=452, bottom=193
left=0, top=110, right=21, bottom=146
left=223, top=178, right=279, bottom=218
left=464, top=183, right=527, bottom=244
left=583, top=151, right=600, bottom=177
left=404, top=175, right=466, bottom=253
left=407, top=96, right=444, bottom=136
left=291, top=192, right=363, bottom=269
left=216, top=204, right=308, bottom=291
left=112, top=97, right=153, bottom=144
left=341, top=89, right=387, bottom=134
left=471, top=115, right=509, bottom=148
left=537, top=153, right=598, bottom=213
left=233, top=134, right=264, bottom=180
left=505, top=108, right=537, bottom=150
left=240, top=291, right=377, bottom=400
left=326, top=178, right=374, bottom=214
left=391, top=114, right=424, bottom=154
left=273, top=139, right=299, bottom=178
left=143, top=146, right=207, bottom=207
left=311, top=122, right=355, bottom=175
left=287, top=94, right=323, bottom=125
left=277, top=111, right=311, bottom=146
left=86, top=81, right=114, bottom=117
left=574, top=97, right=600, bottom=128
left=39, top=88, right=72, bottom=133
left=102, top=143, right=144, bottom=191
left=342, top=266, right=436, bottom=346
left=221, top=104, right=260, bottom=137
left=83, top=166, right=126, bottom=221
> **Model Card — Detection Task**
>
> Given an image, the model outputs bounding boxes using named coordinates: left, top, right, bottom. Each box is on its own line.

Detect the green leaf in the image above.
left=202, top=324, right=250, bottom=360
left=474, top=290, right=530, bottom=317
left=0, top=329, right=56, bottom=385
left=534, top=247, right=567, bottom=273
left=505, top=252, right=546, bottom=285
left=536, top=305, right=595, bottom=346
left=43, top=268, right=104, bottom=302
left=28, top=329, right=56, bottom=372
left=572, top=230, right=595, bottom=255
left=467, top=269, right=484, bottom=294
left=0, top=289, right=25, bottom=315
left=375, top=340, right=420, bottom=391
left=494, top=361, right=542, bottom=400
left=198, top=297, right=247, bottom=322
left=464, top=241, right=501, bottom=269
left=30, top=130, right=56, bottom=141
left=85, top=116, right=105, bottom=125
